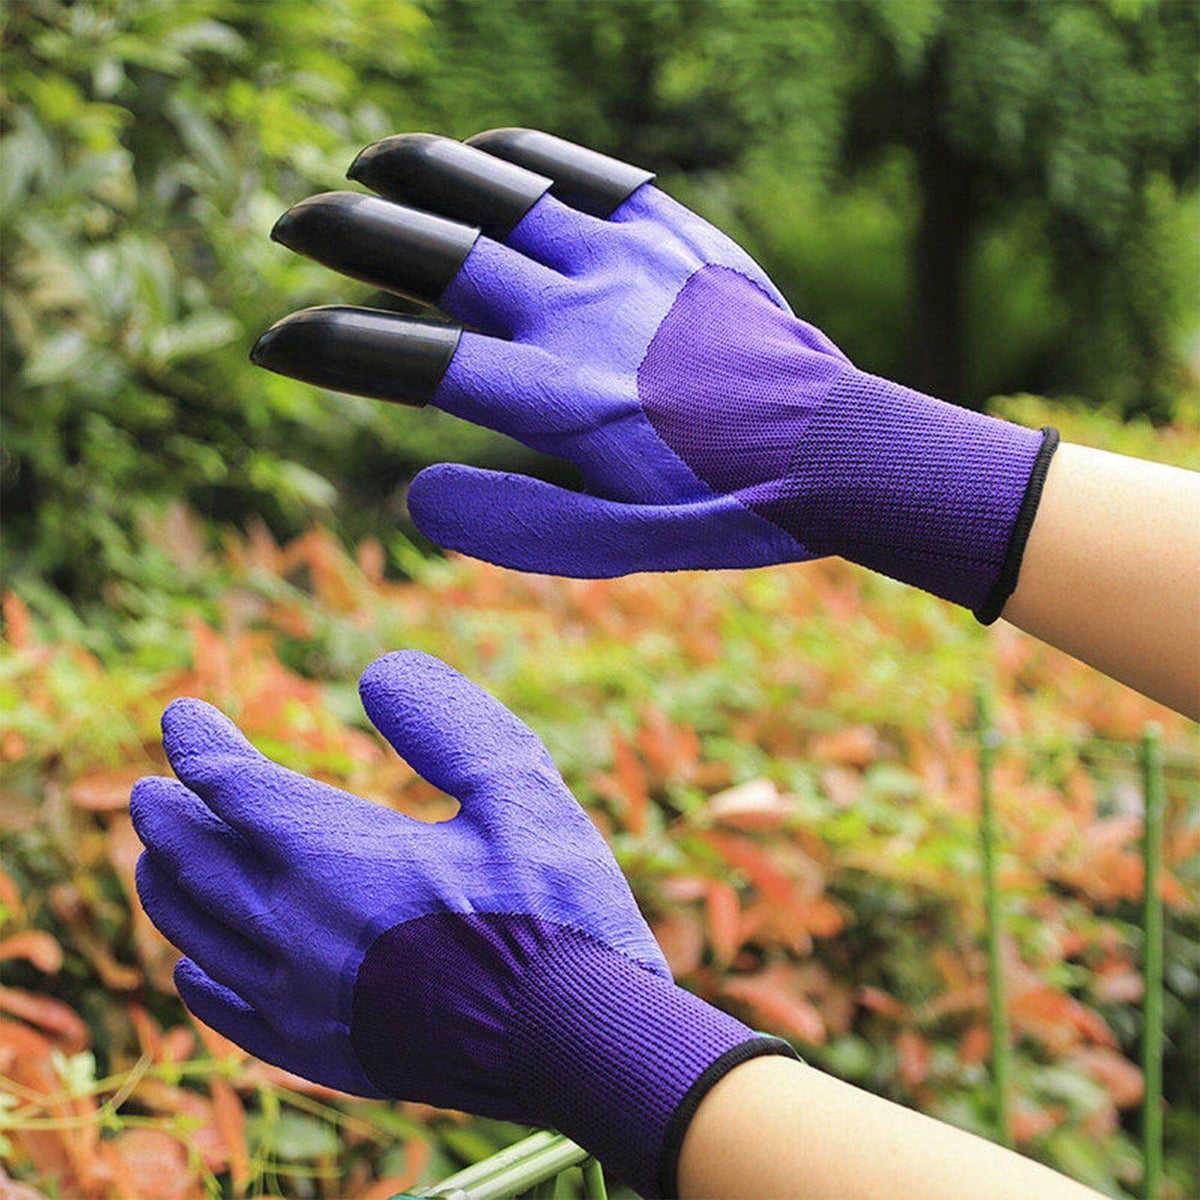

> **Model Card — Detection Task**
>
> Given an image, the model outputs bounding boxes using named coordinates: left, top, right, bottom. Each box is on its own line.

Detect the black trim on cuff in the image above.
left=656, top=1036, right=801, bottom=1199
left=974, top=426, right=1060, bottom=625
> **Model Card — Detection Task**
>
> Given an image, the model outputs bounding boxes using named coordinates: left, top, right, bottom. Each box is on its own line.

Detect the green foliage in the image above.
left=2, top=0, right=1197, bottom=603
left=2, top=399, right=1198, bottom=1198
left=0, top=0, right=505, bottom=600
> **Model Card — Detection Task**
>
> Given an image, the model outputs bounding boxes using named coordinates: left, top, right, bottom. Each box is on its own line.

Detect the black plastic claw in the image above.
left=347, top=133, right=552, bottom=237
left=270, top=191, right=480, bottom=304
left=466, top=128, right=654, bottom=217
left=249, top=305, right=462, bottom=407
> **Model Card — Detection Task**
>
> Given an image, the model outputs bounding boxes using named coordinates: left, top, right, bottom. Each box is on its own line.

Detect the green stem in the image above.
left=1141, top=723, right=1165, bottom=1200
left=410, top=1132, right=590, bottom=1200
left=581, top=1158, right=608, bottom=1200
left=976, top=686, right=1012, bottom=1148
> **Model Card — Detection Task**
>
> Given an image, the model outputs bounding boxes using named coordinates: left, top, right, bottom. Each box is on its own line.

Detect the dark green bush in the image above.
left=2, top=0, right=1196, bottom=602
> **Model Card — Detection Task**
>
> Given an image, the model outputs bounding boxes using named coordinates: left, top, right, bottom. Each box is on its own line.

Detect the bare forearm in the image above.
left=678, top=1056, right=1102, bottom=1200
left=1002, top=442, right=1200, bottom=719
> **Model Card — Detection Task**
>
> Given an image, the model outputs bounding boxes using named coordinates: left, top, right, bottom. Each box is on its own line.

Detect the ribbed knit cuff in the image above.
left=759, top=370, right=1058, bottom=616
left=973, top=425, right=1059, bottom=623
left=511, top=936, right=798, bottom=1198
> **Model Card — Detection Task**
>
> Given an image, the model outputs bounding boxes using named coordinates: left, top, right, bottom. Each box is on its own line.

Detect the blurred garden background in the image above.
left=1, top=0, right=1198, bottom=1197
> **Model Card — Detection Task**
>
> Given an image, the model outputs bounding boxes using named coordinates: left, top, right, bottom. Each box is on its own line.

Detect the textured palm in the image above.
left=132, top=651, right=667, bottom=1099
left=406, top=184, right=855, bottom=575
left=436, top=184, right=794, bottom=505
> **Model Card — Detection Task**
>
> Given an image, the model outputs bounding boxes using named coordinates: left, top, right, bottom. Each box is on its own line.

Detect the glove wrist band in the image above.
left=973, top=424, right=1059, bottom=623
left=509, top=928, right=798, bottom=1198
left=783, top=369, right=1060, bottom=620
left=655, top=1035, right=802, bottom=1197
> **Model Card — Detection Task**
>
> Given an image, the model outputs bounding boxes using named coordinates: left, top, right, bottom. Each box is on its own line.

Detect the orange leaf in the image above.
left=810, top=725, right=880, bottom=767
left=240, top=1061, right=351, bottom=1100
left=67, top=768, right=144, bottom=812
left=1093, top=967, right=1143, bottom=1004
left=722, top=971, right=823, bottom=1043
left=636, top=706, right=700, bottom=780
left=797, top=895, right=844, bottom=939
left=654, top=910, right=704, bottom=977
left=0, top=987, right=88, bottom=1052
left=896, top=1028, right=932, bottom=1087
left=0, top=866, right=24, bottom=913
left=704, top=833, right=792, bottom=902
left=660, top=877, right=708, bottom=903
left=354, top=1140, right=432, bottom=1198
left=100, top=1134, right=143, bottom=1199
left=128, top=1005, right=162, bottom=1059
left=3, top=592, right=34, bottom=649
left=858, top=986, right=908, bottom=1022
left=356, top=537, right=385, bottom=585
left=192, top=1018, right=245, bottom=1062
left=1070, top=1047, right=1144, bottom=1108
left=1010, top=985, right=1115, bottom=1052
left=210, top=1077, right=249, bottom=1195
left=1010, top=1105, right=1065, bottom=1144
left=1086, top=816, right=1140, bottom=853
left=0, top=1018, right=97, bottom=1190
left=616, top=735, right=651, bottom=836
left=704, top=881, right=742, bottom=966
left=159, top=1027, right=195, bottom=1065
left=819, top=765, right=860, bottom=809
left=48, top=882, right=141, bottom=991
left=106, top=818, right=174, bottom=990
left=104, top=1130, right=196, bottom=1200
left=0, top=932, right=63, bottom=973
left=959, top=1023, right=991, bottom=1065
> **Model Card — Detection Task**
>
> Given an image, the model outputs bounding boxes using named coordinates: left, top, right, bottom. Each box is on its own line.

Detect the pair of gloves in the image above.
left=136, top=130, right=1059, bottom=1198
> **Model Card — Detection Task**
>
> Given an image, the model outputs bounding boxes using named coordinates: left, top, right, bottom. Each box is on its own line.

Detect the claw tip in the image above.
left=346, top=147, right=369, bottom=183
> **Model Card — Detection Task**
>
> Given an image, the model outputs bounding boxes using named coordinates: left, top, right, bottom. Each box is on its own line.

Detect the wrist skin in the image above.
left=676, top=1055, right=1105, bottom=1200
left=509, top=933, right=798, bottom=1198
left=1000, top=441, right=1200, bottom=718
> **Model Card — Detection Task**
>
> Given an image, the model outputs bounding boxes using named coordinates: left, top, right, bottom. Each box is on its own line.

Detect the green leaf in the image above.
left=251, top=1110, right=339, bottom=1162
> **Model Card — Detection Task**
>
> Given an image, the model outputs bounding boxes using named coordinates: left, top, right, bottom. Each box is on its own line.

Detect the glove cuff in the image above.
left=973, top=423, right=1059, bottom=622
left=512, top=932, right=798, bottom=1198
left=753, top=370, right=1059, bottom=618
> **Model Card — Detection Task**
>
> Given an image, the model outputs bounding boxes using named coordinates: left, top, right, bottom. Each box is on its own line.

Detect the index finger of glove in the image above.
left=467, top=128, right=654, bottom=218
left=357, top=651, right=562, bottom=818
left=160, top=698, right=310, bottom=851
left=345, top=132, right=617, bottom=275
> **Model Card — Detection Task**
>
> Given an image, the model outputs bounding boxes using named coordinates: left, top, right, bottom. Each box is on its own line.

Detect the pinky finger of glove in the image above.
left=175, top=959, right=385, bottom=1098
left=174, top=958, right=288, bottom=1065
left=407, top=463, right=808, bottom=577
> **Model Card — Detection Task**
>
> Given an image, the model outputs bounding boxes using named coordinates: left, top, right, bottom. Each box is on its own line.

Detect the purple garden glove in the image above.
left=253, top=130, right=1058, bottom=622
left=131, top=651, right=795, bottom=1197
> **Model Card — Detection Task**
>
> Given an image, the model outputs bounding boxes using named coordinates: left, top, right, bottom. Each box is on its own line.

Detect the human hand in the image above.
left=252, top=130, right=1056, bottom=620
left=132, top=650, right=794, bottom=1196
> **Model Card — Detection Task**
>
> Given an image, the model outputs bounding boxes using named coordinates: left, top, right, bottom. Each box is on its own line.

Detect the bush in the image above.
left=2, top=402, right=1197, bottom=1197
left=3, top=0, right=1197, bottom=602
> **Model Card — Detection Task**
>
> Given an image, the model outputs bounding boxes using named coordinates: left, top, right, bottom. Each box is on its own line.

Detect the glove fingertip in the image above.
left=160, top=696, right=260, bottom=769
left=129, top=775, right=174, bottom=824
left=357, top=649, right=448, bottom=708
left=406, top=462, right=481, bottom=547
left=173, top=956, right=202, bottom=995
left=134, top=850, right=170, bottom=919
left=174, top=955, right=238, bottom=1014
left=161, top=696, right=231, bottom=745
left=130, top=781, right=160, bottom=843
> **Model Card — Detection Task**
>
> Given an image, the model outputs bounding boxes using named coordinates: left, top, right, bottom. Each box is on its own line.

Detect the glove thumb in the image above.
left=358, top=650, right=556, bottom=809
left=408, top=463, right=801, bottom=576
